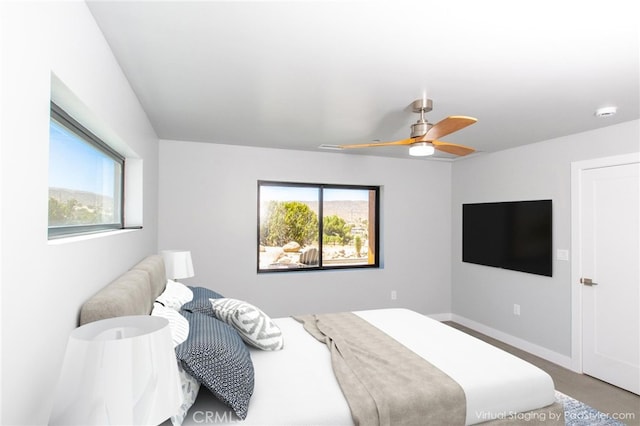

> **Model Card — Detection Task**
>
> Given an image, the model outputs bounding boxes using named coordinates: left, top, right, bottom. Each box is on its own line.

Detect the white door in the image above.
left=580, top=160, right=639, bottom=394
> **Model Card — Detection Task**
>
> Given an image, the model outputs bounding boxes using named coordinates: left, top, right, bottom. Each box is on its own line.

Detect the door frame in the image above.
left=570, top=152, right=640, bottom=372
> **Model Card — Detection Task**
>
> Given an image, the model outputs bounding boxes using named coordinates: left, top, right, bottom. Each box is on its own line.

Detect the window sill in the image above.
left=47, top=228, right=142, bottom=245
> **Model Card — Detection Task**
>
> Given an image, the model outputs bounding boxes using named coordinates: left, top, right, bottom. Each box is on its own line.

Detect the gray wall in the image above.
left=451, top=120, right=639, bottom=358
left=1, top=3, right=159, bottom=424
left=158, top=140, right=453, bottom=317
left=1, top=2, right=637, bottom=423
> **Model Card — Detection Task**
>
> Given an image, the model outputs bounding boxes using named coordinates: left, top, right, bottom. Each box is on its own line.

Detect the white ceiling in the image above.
left=87, top=0, right=639, bottom=160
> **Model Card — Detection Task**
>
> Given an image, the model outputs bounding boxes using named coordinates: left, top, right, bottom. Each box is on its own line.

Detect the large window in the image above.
left=258, top=181, right=380, bottom=272
left=48, top=102, right=124, bottom=238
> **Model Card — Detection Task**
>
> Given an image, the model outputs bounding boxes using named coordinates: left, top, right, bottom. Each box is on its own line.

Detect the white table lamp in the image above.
left=161, top=250, right=195, bottom=281
left=49, top=315, right=183, bottom=425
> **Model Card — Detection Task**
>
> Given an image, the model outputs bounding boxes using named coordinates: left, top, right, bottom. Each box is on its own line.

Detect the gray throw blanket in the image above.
left=294, top=312, right=467, bottom=426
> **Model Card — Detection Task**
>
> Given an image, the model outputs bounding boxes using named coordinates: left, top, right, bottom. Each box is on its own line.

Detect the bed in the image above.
left=79, top=255, right=564, bottom=425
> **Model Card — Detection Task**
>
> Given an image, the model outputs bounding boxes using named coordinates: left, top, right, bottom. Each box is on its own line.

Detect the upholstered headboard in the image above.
left=79, top=255, right=167, bottom=325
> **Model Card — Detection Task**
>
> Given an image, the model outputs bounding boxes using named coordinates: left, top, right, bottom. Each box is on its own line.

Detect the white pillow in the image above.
left=171, top=362, right=200, bottom=426
left=210, top=298, right=284, bottom=351
left=151, top=304, right=189, bottom=347
left=156, top=280, right=193, bottom=310
left=151, top=302, right=197, bottom=426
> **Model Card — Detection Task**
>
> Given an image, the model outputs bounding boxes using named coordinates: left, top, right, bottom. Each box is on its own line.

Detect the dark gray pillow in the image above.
left=180, top=286, right=224, bottom=316
left=175, top=311, right=254, bottom=420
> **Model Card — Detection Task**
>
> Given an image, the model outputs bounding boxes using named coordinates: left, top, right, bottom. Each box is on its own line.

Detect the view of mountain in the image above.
left=302, top=200, right=369, bottom=223
left=49, top=187, right=113, bottom=207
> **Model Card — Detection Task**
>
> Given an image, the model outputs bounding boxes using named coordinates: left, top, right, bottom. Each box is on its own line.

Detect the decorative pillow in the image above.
left=175, top=311, right=254, bottom=420
left=210, top=298, right=284, bottom=351
left=156, top=280, right=194, bottom=310
left=151, top=303, right=189, bottom=347
left=171, top=361, right=201, bottom=426
left=180, top=286, right=225, bottom=316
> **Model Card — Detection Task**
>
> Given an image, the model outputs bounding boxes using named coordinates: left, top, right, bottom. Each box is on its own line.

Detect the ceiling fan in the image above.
left=340, top=98, right=477, bottom=157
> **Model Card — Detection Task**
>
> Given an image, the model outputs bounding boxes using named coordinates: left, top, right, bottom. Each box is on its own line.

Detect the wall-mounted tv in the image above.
left=462, top=200, right=552, bottom=277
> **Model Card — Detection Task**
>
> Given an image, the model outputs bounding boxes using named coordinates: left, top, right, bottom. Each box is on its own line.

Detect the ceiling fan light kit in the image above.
left=339, top=97, right=478, bottom=158
left=409, top=142, right=435, bottom=156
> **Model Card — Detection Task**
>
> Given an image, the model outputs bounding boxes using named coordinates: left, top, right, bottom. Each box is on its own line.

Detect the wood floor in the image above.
left=444, top=322, right=640, bottom=426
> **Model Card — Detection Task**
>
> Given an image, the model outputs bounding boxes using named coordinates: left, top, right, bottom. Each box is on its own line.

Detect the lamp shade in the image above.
left=49, top=315, right=183, bottom=426
left=161, top=250, right=195, bottom=281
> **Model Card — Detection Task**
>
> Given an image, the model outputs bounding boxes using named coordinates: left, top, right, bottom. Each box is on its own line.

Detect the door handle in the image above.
left=580, top=278, right=598, bottom=286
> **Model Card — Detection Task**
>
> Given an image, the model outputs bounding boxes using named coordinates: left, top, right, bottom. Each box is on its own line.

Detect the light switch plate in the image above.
left=556, top=249, right=569, bottom=261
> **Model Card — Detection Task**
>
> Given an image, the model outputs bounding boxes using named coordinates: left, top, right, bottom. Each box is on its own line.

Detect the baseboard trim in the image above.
left=447, top=314, right=575, bottom=371
left=427, top=313, right=453, bottom=322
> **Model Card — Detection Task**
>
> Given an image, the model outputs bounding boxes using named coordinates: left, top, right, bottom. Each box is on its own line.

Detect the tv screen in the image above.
left=462, top=200, right=552, bottom=277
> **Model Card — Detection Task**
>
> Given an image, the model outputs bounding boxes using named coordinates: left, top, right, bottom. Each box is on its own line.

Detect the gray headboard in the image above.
left=79, top=254, right=167, bottom=325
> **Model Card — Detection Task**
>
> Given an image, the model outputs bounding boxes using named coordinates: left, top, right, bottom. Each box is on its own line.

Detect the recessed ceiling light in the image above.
left=594, top=106, right=617, bottom=118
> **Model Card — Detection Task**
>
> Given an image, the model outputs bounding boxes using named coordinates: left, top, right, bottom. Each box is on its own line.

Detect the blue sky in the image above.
left=49, top=119, right=118, bottom=196
left=260, top=185, right=369, bottom=202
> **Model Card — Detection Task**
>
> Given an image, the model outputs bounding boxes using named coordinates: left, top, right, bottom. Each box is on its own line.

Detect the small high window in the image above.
left=258, top=181, right=380, bottom=272
left=48, top=102, right=125, bottom=238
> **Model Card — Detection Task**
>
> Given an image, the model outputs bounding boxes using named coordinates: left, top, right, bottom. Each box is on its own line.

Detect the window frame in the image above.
left=48, top=102, right=126, bottom=239
left=257, top=180, right=380, bottom=273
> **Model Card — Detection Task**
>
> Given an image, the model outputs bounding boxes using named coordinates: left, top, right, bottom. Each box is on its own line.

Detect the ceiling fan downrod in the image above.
left=410, top=98, right=433, bottom=138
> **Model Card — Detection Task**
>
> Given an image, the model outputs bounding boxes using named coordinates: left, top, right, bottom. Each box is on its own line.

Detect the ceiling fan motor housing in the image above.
left=410, top=98, right=433, bottom=138
left=411, top=121, right=431, bottom=138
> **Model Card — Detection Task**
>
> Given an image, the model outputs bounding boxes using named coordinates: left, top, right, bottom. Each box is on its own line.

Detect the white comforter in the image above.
left=181, top=308, right=556, bottom=426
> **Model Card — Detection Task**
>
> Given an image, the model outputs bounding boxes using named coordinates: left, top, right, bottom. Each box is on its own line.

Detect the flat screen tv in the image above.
left=462, top=200, right=552, bottom=277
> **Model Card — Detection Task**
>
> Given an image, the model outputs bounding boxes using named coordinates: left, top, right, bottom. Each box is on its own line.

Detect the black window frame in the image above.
left=257, top=180, right=380, bottom=273
left=48, top=102, right=125, bottom=239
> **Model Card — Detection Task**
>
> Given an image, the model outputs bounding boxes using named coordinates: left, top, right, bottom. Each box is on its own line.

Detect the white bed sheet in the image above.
left=180, top=308, right=556, bottom=426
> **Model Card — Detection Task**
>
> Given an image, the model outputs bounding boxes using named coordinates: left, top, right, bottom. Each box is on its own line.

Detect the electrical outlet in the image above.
left=513, top=304, right=521, bottom=316
left=391, top=290, right=397, bottom=300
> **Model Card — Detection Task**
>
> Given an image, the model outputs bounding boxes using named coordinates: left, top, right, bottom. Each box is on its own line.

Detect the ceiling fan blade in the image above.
left=432, top=140, right=476, bottom=156
left=424, top=116, right=477, bottom=141
left=340, top=138, right=415, bottom=149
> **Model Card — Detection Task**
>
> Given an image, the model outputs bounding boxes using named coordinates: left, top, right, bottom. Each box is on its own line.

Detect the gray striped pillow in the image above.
left=210, top=298, right=284, bottom=351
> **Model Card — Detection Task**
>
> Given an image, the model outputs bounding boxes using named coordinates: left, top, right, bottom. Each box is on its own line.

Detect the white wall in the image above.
left=0, top=2, right=159, bottom=424
left=159, top=140, right=453, bottom=317
left=451, top=120, right=639, bottom=361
